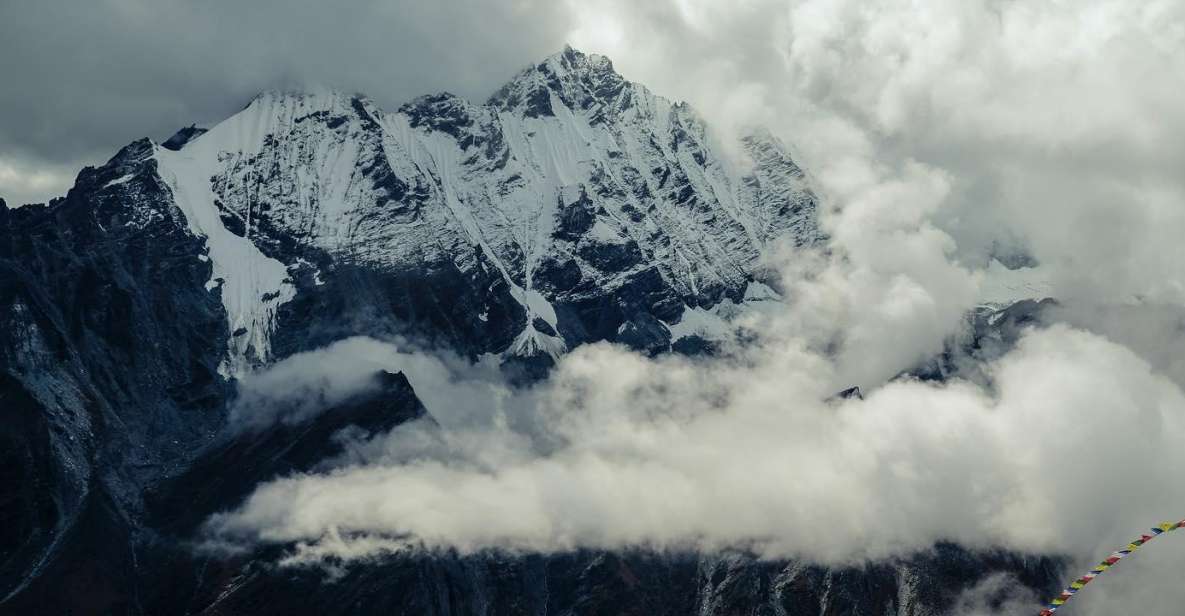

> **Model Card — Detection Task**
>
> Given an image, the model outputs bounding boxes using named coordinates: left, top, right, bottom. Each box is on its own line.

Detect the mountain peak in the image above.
left=544, top=44, right=617, bottom=77
left=487, top=45, right=629, bottom=119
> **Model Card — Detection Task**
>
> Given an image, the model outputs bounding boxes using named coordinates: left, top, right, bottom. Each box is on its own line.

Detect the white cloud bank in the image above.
left=211, top=329, right=1184, bottom=598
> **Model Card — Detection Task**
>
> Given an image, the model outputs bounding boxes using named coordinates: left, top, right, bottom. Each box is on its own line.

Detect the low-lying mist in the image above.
left=207, top=312, right=1185, bottom=615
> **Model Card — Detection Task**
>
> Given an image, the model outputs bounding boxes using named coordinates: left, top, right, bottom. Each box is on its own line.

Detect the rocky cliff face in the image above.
left=0, top=48, right=1057, bottom=615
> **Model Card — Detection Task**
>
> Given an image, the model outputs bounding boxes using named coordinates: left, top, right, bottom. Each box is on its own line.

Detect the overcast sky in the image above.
left=0, top=0, right=573, bottom=206
left=6, top=2, right=1185, bottom=614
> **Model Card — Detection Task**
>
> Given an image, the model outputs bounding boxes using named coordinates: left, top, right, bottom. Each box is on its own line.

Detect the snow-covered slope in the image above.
left=152, top=47, right=819, bottom=371
left=156, top=142, right=296, bottom=376
left=978, top=258, right=1054, bottom=306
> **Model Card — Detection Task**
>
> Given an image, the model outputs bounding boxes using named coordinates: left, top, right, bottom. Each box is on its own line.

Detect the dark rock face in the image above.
left=2, top=371, right=428, bottom=616
left=0, top=373, right=72, bottom=600
left=613, top=312, right=672, bottom=356
left=913, top=298, right=1059, bottom=383
left=0, top=48, right=1062, bottom=615
left=269, top=257, right=526, bottom=360
left=0, top=142, right=230, bottom=606
left=831, top=386, right=864, bottom=401
left=112, top=547, right=1055, bottom=616
left=146, top=370, right=425, bottom=537
left=162, top=124, right=209, bottom=151
left=553, top=188, right=596, bottom=241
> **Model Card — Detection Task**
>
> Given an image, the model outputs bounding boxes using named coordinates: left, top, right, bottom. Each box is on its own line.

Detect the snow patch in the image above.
left=587, top=218, right=628, bottom=245
left=102, top=173, right=136, bottom=189
left=666, top=284, right=785, bottom=343
left=507, top=322, right=567, bottom=360
left=743, top=281, right=780, bottom=301
left=155, top=145, right=296, bottom=377
left=666, top=305, right=732, bottom=342
left=978, top=259, right=1054, bottom=305
left=515, top=287, right=559, bottom=328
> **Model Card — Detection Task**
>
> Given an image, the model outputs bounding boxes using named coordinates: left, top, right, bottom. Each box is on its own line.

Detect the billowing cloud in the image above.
left=568, top=0, right=1185, bottom=366
left=229, top=336, right=521, bottom=434
left=210, top=327, right=1176, bottom=564
left=207, top=326, right=1185, bottom=614
left=568, top=0, right=1185, bottom=380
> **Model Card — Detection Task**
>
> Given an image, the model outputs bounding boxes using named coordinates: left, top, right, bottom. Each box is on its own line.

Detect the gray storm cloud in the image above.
left=0, top=0, right=571, bottom=205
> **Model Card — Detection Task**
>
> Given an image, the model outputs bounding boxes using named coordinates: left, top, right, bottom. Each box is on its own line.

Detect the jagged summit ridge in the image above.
left=487, top=46, right=631, bottom=120
left=113, top=47, right=821, bottom=372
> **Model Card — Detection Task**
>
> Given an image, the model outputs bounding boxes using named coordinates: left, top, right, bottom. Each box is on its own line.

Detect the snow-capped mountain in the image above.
left=0, top=47, right=1058, bottom=614
left=148, top=46, right=818, bottom=376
